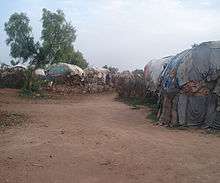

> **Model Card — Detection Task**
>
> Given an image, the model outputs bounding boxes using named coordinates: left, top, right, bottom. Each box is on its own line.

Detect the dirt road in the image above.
left=0, top=89, right=220, bottom=183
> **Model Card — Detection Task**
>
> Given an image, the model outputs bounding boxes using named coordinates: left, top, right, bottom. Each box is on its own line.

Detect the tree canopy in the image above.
left=67, top=50, right=88, bottom=69
left=41, top=9, right=76, bottom=65
left=4, top=12, right=37, bottom=65
left=4, top=9, right=88, bottom=69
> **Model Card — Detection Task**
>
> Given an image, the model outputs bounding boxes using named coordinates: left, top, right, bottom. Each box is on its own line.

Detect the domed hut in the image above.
left=144, top=56, right=173, bottom=97
left=47, top=63, right=84, bottom=77
left=46, top=63, right=84, bottom=86
left=158, top=41, right=220, bottom=129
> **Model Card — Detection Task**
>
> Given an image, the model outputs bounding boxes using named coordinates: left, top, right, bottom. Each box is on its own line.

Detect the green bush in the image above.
left=20, top=68, right=46, bottom=97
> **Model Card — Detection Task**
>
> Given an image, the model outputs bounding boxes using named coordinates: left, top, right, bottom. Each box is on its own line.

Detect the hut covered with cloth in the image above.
left=158, top=41, right=220, bottom=129
left=144, top=56, right=173, bottom=98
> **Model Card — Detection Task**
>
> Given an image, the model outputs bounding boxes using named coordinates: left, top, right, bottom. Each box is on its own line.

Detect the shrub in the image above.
left=20, top=68, right=46, bottom=97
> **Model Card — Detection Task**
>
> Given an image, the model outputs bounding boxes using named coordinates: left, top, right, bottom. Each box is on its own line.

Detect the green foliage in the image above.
left=5, top=9, right=88, bottom=70
left=21, top=68, right=42, bottom=96
left=67, top=50, right=88, bottom=69
left=4, top=13, right=37, bottom=64
left=32, top=42, right=47, bottom=68
left=41, top=9, right=77, bottom=65
left=22, top=68, right=36, bottom=92
left=4, top=10, right=88, bottom=94
left=20, top=67, right=50, bottom=98
left=10, top=60, right=19, bottom=66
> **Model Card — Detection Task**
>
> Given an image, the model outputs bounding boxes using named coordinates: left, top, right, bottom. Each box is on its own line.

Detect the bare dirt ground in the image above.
left=0, top=89, right=220, bottom=183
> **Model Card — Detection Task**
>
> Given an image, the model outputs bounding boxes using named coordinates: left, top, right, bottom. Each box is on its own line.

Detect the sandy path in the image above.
left=0, top=89, right=220, bottom=183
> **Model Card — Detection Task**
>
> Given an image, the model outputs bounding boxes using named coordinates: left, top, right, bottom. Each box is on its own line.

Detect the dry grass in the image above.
left=0, top=110, right=27, bottom=130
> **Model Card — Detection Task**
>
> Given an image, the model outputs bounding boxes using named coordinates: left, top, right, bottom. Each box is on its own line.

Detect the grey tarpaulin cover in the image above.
left=159, top=41, right=220, bottom=129
left=47, top=63, right=84, bottom=77
left=144, top=56, right=173, bottom=92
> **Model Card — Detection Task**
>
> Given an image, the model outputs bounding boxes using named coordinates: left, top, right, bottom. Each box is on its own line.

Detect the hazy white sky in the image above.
left=0, top=0, right=220, bottom=70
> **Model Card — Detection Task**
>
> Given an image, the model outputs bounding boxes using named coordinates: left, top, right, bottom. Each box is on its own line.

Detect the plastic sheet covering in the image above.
left=144, top=56, right=173, bottom=92
left=186, top=96, right=207, bottom=127
left=159, top=41, right=220, bottom=129
left=47, top=63, right=84, bottom=77
left=35, top=69, right=45, bottom=76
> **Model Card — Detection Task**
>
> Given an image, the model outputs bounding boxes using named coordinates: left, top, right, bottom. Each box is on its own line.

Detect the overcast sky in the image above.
left=0, top=0, right=220, bottom=70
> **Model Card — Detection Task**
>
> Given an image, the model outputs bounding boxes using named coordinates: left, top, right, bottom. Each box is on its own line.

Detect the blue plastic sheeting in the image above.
left=144, top=56, right=173, bottom=92
left=48, top=64, right=69, bottom=76
left=47, top=63, right=84, bottom=77
left=160, top=50, right=190, bottom=93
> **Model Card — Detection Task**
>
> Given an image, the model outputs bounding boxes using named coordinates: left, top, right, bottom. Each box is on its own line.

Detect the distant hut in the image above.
left=47, top=63, right=84, bottom=77
left=45, top=63, right=84, bottom=87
